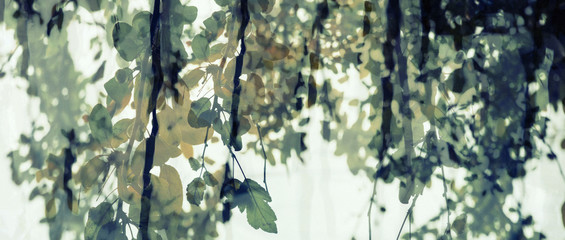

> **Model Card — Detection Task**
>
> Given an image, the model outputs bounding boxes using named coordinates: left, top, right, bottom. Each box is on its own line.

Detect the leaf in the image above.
left=45, top=198, right=57, bottom=219
left=180, top=142, right=194, bottom=158
left=96, top=221, right=127, bottom=240
left=188, top=157, right=201, bottom=171
left=112, top=22, right=143, bottom=61
left=452, top=214, right=467, bottom=235
left=192, top=35, right=210, bottom=60
left=186, top=177, right=206, bottom=206
left=263, top=42, right=289, bottom=61
left=77, top=156, right=108, bottom=191
left=182, top=6, right=198, bottom=23
left=204, top=17, right=218, bottom=34
left=132, top=11, right=151, bottom=36
left=203, top=171, right=218, bottom=186
left=84, top=0, right=102, bottom=11
left=104, top=78, right=130, bottom=102
left=234, top=179, right=278, bottom=233
left=84, top=202, right=114, bottom=240
left=214, top=0, right=230, bottom=6
left=89, top=104, right=113, bottom=143
left=182, top=68, right=205, bottom=89
left=187, top=98, right=214, bottom=128
left=159, top=165, right=183, bottom=214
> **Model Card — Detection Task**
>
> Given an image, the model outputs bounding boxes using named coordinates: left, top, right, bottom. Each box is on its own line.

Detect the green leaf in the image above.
left=132, top=11, right=151, bottom=38
left=89, top=104, right=113, bottom=143
left=84, top=202, right=115, bottom=240
left=188, top=157, right=201, bottom=171
left=112, top=22, right=143, bottom=61
left=182, top=68, right=205, bottom=89
left=234, top=179, right=278, bottom=233
left=104, top=78, right=130, bottom=102
left=203, top=171, right=218, bottom=186
left=183, top=6, right=198, bottom=24
left=192, top=35, right=210, bottom=60
left=187, top=98, right=215, bottom=128
left=114, top=68, right=133, bottom=83
left=204, top=17, right=218, bottom=34
left=96, top=221, right=127, bottom=240
left=214, top=0, right=230, bottom=6
left=186, top=177, right=205, bottom=205
left=77, top=156, right=109, bottom=191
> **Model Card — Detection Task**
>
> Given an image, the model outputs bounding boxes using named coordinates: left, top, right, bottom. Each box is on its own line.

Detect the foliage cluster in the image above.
left=3, top=0, right=565, bottom=239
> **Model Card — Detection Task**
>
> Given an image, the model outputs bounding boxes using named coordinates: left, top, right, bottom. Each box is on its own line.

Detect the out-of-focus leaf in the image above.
left=182, top=6, right=198, bottom=24
left=203, top=171, right=218, bottom=186
left=112, top=22, right=143, bottom=61
left=84, top=202, right=114, bottom=240
left=182, top=69, right=205, bottom=89
left=192, top=35, right=210, bottom=60
left=104, top=78, right=130, bottom=102
left=452, top=214, right=467, bottom=235
left=77, top=156, right=108, bottom=191
left=159, top=165, right=183, bottom=214
left=89, top=104, right=113, bottom=143
left=214, top=0, right=230, bottom=6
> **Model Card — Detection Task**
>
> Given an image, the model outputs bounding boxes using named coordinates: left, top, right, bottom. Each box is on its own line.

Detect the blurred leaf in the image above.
left=203, top=171, right=218, bottom=186
left=192, top=35, right=210, bottom=60
left=182, top=6, right=198, bottom=24
left=89, top=104, right=113, bottom=143
left=104, top=78, right=130, bottom=103
left=182, top=68, right=205, bottom=89
left=112, top=22, right=143, bottom=61
left=214, top=0, right=230, bottom=6
left=85, top=202, right=114, bottom=240
left=77, top=156, right=108, bottom=191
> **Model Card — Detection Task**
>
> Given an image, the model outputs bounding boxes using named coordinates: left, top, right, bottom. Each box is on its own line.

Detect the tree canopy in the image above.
left=2, top=0, right=565, bottom=239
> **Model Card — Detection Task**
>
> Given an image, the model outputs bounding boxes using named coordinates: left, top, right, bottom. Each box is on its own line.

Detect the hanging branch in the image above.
left=140, top=0, right=165, bottom=238
left=367, top=163, right=379, bottom=240
left=229, top=0, right=250, bottom=152
left=395, top=195, right=419, bottom=240
left=440, top=164, right=452, bottom=239
left=257, top=124, right=269, bottom=192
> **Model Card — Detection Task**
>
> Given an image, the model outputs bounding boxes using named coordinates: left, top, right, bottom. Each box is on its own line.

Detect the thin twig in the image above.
left=256, top=124, right=269, bottom=192
left=367, top=164, right=380, bottom=240
left=227, top=145, right=272, bottom=225
left=396, top=195, right=419, bottom=240
left=198, top=125, right=211, bottom=177
left=440, top=165, right=452, bottom=239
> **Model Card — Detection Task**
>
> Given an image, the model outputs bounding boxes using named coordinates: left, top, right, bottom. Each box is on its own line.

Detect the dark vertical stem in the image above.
left=521, top=0, right=547, bottom=162
left=140, top=0, right=164, bottom=239
left=160, top=0, right=180, bottom=101
left=230, top=0, right=249, bottom=151
left=419, top=0, right=430, bottom=73
left=63, top=130, right=76, bottom=211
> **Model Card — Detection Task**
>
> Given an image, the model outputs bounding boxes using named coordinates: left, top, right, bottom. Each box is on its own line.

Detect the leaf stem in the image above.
left=396, top=195, right=419, bottom=240
left=256, top=124, right=269, bottom=192
left=440, top=164, right=452, bottom=239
